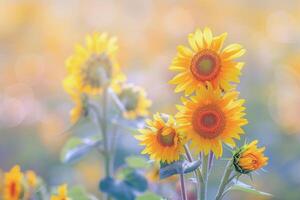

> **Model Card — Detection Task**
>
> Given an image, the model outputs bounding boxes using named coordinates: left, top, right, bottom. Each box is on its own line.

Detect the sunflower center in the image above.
left=192, top=105, right=225, bottom=139
left=118, top=88, right=139, bottom=111
left=190, top=50, right=221, bottom=81
left=10, top=182, right=16, bottom=197
left=82, top=54, right=112, bottom=88
left=157, top=127, right=176, bottom=147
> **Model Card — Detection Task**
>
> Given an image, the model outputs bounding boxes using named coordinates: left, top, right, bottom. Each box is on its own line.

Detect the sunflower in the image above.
left=51, top=184, right=70, bottom=200
left=117, top=84, right=151, bottom=120
left=25, top=171, right=37, bottom=189
left=135, top=113, right=185, bottom=163
left=63, top=75, right=89, bottom=123
left=3, top=165, right=23, bottom=200
left=233, top=140, right=268, bottom=174
left=66, top=32, right=126, bottom=95
left=24, top=170, right=38, bottom=199
left=176, top=84, right=248, bottom=158
left=169, top=27, right=245, bottom=95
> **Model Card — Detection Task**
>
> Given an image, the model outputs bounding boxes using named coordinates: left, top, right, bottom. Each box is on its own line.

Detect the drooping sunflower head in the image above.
left=66, top=32, right=126, bottom=95
left=169, top=27, right=245, bottom=95
left=50, top=184, right=70, bottom=200
left=233, top=140, right=268, bottom=174
left=118, top=84, right=151, bottom=120
left=3, top=165, right=23, bottom=200
left=135, top=113, right=185, bottom=163
left=176, top=84, right=248, bottom=158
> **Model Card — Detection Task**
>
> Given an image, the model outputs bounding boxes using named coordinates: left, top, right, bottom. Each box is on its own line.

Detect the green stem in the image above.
left=101, top=86, right=113, bottom=200
left=184, top=145, right=203, bottom=200
left=102, top=86, right=111, bottom=177
left=215, top=160, right=233, bottom=200
left=201, top=154, right=209, bottom=200
left=179, top=173, right=187, bottom=200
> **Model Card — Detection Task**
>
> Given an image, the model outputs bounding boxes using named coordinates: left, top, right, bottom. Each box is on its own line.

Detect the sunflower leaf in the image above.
left=60, top=136, right=102, bottom=164
left=99, top=177, right=135, bottom=200
left=125, top=156, right=150, bottom=169
left=123, top=170, right=148, bottom=192
left=159, top=160, right=201, bottom=179
left=226, top=180, right=272, bottom=197
left=136, top=192, right=163, bottom=200
left=68, top=186, right=92, bottom=200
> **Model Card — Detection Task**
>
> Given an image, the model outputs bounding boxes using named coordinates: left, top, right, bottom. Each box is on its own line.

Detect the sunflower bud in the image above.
left=233, top=140, right=268, bottom=174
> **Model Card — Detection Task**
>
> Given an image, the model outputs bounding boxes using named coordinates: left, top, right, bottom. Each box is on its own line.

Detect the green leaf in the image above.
left=136, top=192, right=163, bottom=200
left=228, top=180, right=272, bottom=197
left=123, top=170, right=148, bottom=192
left=159, top=159, right=201, bottom=179
left=125, top=156, right=150, bottom=169
left=60, top=136, right=101, bottom=164
left=68, top=186, right=95, bottom=200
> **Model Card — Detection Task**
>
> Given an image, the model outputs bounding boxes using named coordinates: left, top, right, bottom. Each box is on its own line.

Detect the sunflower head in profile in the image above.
left=3, top=165, right=23, bottom=200
left=135, top=113, right=185, bottom=163
left=66, top=32, right=126, bottom=95
left=169, top=27, right=245, bottom=95
left=233, top=140, right=268, bottom=174
left=50, top=184, right=70, bottom=200
left=176, top=84, right=248, bottom=158
left=117, top=84, right=151, bottom=120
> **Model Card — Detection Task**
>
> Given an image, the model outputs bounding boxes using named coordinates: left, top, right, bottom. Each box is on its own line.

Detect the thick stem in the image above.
left=180, top=173, right=187, bottom=200
left=184, top=145, right=202, bottom=200
left=101, top=86, right=113, bottom=200
left=215, top=160, right=233, bottom=200
left=201, top=154, right=209, bottom=200
left=102, top=86, right=111, bottom=177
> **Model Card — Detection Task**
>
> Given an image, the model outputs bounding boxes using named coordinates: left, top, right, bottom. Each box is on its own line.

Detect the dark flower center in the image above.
left=82, top=54, right=112, bottom=88
left=190, top=50, right=221, bottom=81
left=157, top=127, right=176, bottom=146
left=192, top=105, right=225, bottom=139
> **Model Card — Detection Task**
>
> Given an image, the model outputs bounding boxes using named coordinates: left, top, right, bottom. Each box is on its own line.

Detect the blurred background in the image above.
left=0, top=0, right=300, bottom=199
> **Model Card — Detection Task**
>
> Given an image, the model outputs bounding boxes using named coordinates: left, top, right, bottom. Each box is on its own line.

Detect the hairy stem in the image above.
left=184, top=145, right=203, bottom=200
left=201, top=154, right=209, bottom=200
left=180, top=173, right=187, bottom=200
left=215, top=160, right=233, bottom=200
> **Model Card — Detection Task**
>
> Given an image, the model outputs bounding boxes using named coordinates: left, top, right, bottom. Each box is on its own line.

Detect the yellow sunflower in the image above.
left=66, top=32, right=126, bottom=95
left=25, top=171, right=37, bottom=189
left=169, top=27, right=245, bottom=95
left=3, top=165, right=23, bottom=200
left=24, top=170, right=38, bottom=199
left=51, top=184, right=70, bottom=200
left=63, top=75, right=88, bottom=123
left=176, top=84, right=248, bottom=158
left=233, top=140, right=268, bottom=174
left=135, top=113, right=185, bottom=163
left=117, top=84, right=151, bottom=120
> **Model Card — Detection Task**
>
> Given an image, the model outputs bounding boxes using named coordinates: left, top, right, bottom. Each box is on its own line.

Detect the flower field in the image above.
left=1, top=1, right=300, bottom=199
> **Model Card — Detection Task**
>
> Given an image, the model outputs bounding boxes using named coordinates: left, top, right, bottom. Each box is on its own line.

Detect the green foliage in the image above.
left=136, top=192, right=163, bottom=200
left=123, top=170, right=148, bottom=192
left=159, top=159, right=201, bottom=179
left=60, top=135, right=101, bottom=164
left=227, top=180, right=272, bottom=197
left=125, top=156, right=150, bottom=169
left=68, top=186, right=92, bottom=200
